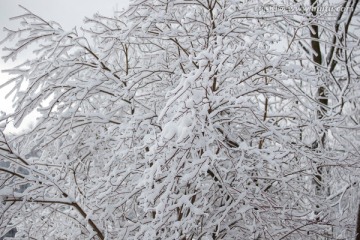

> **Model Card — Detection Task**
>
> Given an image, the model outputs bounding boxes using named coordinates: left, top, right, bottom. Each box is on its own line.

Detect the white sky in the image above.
left=0, top=0, right=130, bottom=132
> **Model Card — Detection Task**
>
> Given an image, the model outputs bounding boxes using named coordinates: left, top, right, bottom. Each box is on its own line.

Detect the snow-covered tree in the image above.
left=1, top=1, right=359, bottom=239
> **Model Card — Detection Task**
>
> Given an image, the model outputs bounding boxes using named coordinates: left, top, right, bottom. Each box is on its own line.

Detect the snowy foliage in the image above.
left=1, top=0, right=360, bottom=239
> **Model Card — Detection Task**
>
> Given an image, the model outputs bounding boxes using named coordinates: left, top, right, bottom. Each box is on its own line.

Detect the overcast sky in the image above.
left=0, top=0, right=130, bottom=131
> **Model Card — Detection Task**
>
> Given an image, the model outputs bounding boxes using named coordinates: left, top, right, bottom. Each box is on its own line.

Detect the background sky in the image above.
left=0, top=0, right=130, bottom=132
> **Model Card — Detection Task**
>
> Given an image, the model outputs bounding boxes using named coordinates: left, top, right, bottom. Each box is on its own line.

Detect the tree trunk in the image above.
left=356, top=204, right=360, bottom=240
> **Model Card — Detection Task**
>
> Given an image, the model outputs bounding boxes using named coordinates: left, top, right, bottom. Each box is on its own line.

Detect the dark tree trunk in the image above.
left=356, top=204, right=360, bottom=240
